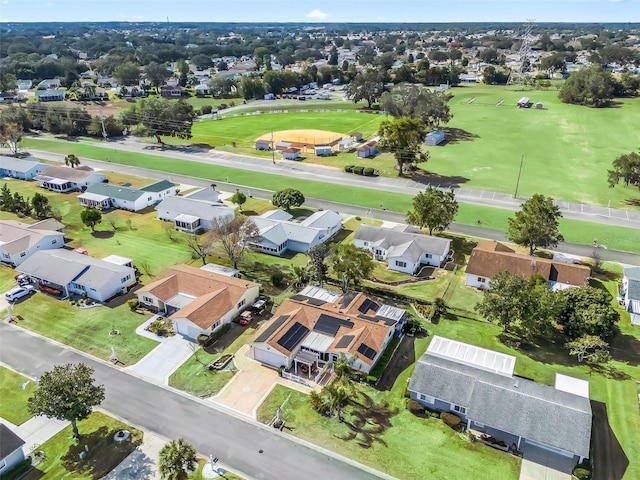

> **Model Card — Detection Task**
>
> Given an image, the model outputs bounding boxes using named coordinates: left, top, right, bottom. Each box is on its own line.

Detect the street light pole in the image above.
left=271, top=130, right=275, bottom=164
left=514, top=154, right=524, bottom=198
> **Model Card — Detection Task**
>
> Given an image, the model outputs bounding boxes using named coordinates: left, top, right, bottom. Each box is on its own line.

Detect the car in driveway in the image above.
left=238, top=311, right=253, bottom=326
left=5, top=285, right=35, bottom=302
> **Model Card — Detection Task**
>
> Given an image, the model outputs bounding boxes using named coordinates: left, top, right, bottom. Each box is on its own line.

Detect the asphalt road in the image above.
left=24, top=150, right=640, bottom=266
left=0, top=323, right=392, bottom=480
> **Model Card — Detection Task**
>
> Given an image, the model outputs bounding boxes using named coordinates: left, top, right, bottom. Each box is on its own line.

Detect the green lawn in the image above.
left=0, top=366, right=36, bottom=425
left=189, top=458, right=245, bottom=480
left=11, top=294, right=158, bottom=365
left=22, top=411, right=143, bottom=480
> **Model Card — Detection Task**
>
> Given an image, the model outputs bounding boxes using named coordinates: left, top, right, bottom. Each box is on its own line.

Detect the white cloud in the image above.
left=306, top=9, right=330, bottom=20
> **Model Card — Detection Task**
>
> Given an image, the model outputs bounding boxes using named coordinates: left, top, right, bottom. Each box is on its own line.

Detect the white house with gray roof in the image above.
left=409, top=336, right=592, bottom=461
left=0, top=219, right=65, bottom=266
left=17, top=250, right=136, bottom=302
left=620, top=266, right=640, bottom=326
left=155, top=188, right=234, bottom=232
left=78, top=180, right=176, bottom=212
left=36, top=166, right=106, bottom=193
left=248, top=209, right=342, bottom=256
left=354, top=224, right=451, bottom=274
left=0, top=156, right=47, bottom=180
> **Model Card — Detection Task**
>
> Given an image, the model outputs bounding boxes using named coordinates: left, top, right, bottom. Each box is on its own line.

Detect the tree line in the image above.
left=0, top=183, right=55, bottom=219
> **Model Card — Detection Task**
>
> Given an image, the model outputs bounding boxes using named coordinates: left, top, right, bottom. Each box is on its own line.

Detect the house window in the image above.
left=237, top=299, right=245, bottom=308
left=473, top=421, right=485, bottom=428
left=395, top=260, right=407, bottom=268
left=51, top=239, right=57, bottom=244
left=453, top=404, right=466, bottom=415
left=212, top=320, right=221, bottom=329
left=425, top=253, right=432, bottom=258
left=419, top=394, right=435, bottom=403
left=363, top=241, right=368, bottom=246
left=3, top=253, right=9, bottom=258
left=142, top=296, right=153, bottom=304
left=477, top=277, right=486, bottom=283
left=19, top=252, right=26, bottom=257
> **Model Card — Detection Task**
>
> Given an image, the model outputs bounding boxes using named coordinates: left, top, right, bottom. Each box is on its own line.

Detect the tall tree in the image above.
left=145, top=62, right=171, bottom=93
left=0, top=183, right=13, bottom=211
left=210, top=216, right=259, bottom=269
left=28, top=363, right=105, bottom=438
left=31, top=192, right=53, bottom=219
left=229, top=189, right=247, bottom=211
left=557, top=286, right=620, bottom=340
left=0, top=123, right=24, bottom=155
left=559, top=64, right=615, bottom=107
left=307, top=243, right=331, bottom=287
left=566, top=335, right=612, bottom=365
left=344, top=68, right=384, bottom=108
left=475, top=271, right=533, bottom=334
left=130, top=98, right=196, bottom=144
left=185, top=233, right=211, bottom=265
left=158, top=438, right=198, bottom=480
left=507, top=194, right=564, bottom=255
left=608, top=151, right=640, bottom=191
left=64, top=154, right=80, bottom=168
left=379, top=83, right=452, bottom=129
left=406, top=187, right=458, bottom=235
left=113, top=61, right=141, bottom=86
left=330, top=243, right=374, bottom=293
left=0, top=72, right=17, bottom=92
left=377, top=117, right=428, bottom=176
left=272, top=188, right=305, bottom=211
left=80, top=207, right=102, bottom=231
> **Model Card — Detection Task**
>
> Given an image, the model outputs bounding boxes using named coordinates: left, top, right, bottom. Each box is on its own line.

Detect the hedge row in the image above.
left=344, top=165, right=378, bottom=176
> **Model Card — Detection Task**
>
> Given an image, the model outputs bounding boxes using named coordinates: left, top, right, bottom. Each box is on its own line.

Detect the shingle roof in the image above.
left=466, top=241, right=590, bottom=286
left=251, top=209, right=341, bottom=249
left=155, top=196, right=234, bottom=221
left=0, top=424, right=25, bottom=458
left=140, top=180, right=175, bottom=192
left=354, top=224, right=451, bottom=258
left=39, top=165, right=101, bottom=183
left=624, top=267, right=640, bottom=302
left=0, top=220, right=64, bottom=255
left=409, top=347, right=592, bottom=458
left=84, top=183, right=144, bottom=202
left=0, top=155, right=45, bottom=173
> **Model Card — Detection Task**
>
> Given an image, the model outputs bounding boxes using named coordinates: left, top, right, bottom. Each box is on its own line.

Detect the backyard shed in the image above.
left=424, top=130, right=445, bottom=146
left=314, top=145, right=332, bottom=156
left=536, top=102, right=544, bottom=109
left=282, top=148, right=301, bottom=161
left=255, top=139, right=272, bottom=150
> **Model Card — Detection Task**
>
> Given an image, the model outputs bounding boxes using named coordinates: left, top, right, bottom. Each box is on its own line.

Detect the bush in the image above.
left=344, top=165, right=354, bottom=173
left=407, top=400, right=424, bottom=415
left=204, top=323, right=231, bottom=347
left=271, top=270, right=285, bottom=287
left=441, top=412, right=461, bottom=429
left=127, top=299, right=139, bottom=311
left=573, top=468, right=591, bottom=480
left=366, top=375, right=378, bottom=384
left=363, top=167, right=375, bottom=176
left=353, top=166, right=365, bottom=175
left=197, top=334, right=210, bottom=346
left=201, top=105, right=213, bottom=115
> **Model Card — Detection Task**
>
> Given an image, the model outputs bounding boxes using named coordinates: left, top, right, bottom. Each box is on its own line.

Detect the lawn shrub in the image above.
left=573, top=468, right=591, bottom=480
left=344, top=165, right=354, bottom=173
left=424, top=406, right=441, bottom=418
left=204, top=323, right=231, bottom=347
left=197, top=334, right=210, bottom=346
left=441, top=412, right=461, bottom=429
left=271, top=270, right=285, bottom=287
left=201, top=105, right=213, bottom=115
left=366, top=374, right=377, bottom=384
left=127, top=299, right=139, bottom=311
left=353, top=166, right=365, bottom=175
left=407, top=400, right=424, bottom=415
left=363, top=167, right=375, bottom=176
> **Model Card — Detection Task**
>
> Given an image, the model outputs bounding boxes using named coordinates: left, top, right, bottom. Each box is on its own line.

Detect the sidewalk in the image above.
left=102, top=429, right=166, bottom=480
left=1, top=416, right=68, bottom=456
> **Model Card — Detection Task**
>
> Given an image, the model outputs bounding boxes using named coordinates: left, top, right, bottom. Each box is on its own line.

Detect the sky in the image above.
left=0, top=0, right=639, bottom=24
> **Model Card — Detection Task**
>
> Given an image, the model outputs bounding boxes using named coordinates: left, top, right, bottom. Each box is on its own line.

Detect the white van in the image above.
left=5, top=285, right=35, bottom=302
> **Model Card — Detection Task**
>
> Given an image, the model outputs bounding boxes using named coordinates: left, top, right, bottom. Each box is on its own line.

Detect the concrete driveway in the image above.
left=126, top=317, right=194, bottom=384
left=1, top=416, right=68, bottom=455
left=520, top=444, right=574, bottom=480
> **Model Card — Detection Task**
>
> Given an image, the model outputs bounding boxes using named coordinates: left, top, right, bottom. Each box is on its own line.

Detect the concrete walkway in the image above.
left=126, top=317, right=194, bottom=384
left=102, top=429, right=166, bottom=480
left=519, top=444, right=574, bottom=480
left=1, top=416, right=68, bottom=456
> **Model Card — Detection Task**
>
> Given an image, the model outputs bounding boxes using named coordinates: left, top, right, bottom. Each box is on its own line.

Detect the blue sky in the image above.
left=1, top=0, right=639, bottom=23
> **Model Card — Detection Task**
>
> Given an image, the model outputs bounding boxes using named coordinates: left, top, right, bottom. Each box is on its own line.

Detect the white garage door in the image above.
left=175, top=321, right=203, bottom=340
left=253, top=347, right=285, bottom=368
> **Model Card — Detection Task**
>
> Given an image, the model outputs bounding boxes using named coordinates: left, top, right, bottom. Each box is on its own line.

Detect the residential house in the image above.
left=16, top=79, right=32, bottom=91
left=78, top=180, right=176, bottom=212
left=251, top=286, right=406, bottom=375
left=249, top=209, right=342, bottom=256
left=0, top=155, right=47, bottom=180
left=155, top=188, right=234, bottom=232
left=409, top=336, right=592, bottom=462
left=0, top=219, right=65, bottom=267
left=17, top=250, right=136, bottom=302
left=0, top=92, right=18, bottom=103
left=354, top=224, right=451, bottom=274
left=282, top=148, right=301, bottom=161
left=465, top=241, right=591, bottom=290
left=0, top=424, right=26, bottom=477
left=620, top=266, right=640, bottom=326
left=136, top=264, right=260, bottom=339
left=36, top=165, right=106, bottom=193
left=194, top=84, right=209, bottom=96
left=424, top=130, right=445, bottom=146
left=35, top=89, right=65, bottom=102
left=356, top=141, right=378, bottom=158
left=37, top=79, right=61, bottom=89
left=160, top=85, right=185, bottom=97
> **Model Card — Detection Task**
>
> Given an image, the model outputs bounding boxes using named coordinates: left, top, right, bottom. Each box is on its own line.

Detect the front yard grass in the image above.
left=0, top=366, right=36, bottom=425
left=11, top=294, right=158, bottom=365
left=22, top=411, right=143, bottom=480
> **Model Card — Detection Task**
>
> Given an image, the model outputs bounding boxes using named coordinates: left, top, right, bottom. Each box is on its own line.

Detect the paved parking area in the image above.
left=520, top=444, right=574, bottom=480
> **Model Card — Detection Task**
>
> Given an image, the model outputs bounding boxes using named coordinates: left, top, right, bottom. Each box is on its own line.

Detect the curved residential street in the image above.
left=0, top=323, right=394, bottom=480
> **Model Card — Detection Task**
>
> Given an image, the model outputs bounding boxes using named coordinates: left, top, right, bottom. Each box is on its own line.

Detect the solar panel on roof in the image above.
left=357, top=343, right=377, bottom=360
left=277, top=322, right=309, bottom=351
left=314, top=314, right=354, bottom=336
left=358, top=298, right=380, bottom=314
left=335, top=335, right=354, bottom=349
left=307, top=298, right=326, bottom=306
left=290, top=294, right=306, bottom=301
left=339, top=292, right=356, bottom=309
left=255, top=315, right=290, bottom=343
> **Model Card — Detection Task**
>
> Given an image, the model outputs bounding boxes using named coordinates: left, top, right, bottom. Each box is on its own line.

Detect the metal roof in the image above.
left=301, top=332, right=334, bottom=353
left=298, top=285, right=341, bottom=304
left=427, top=335, right=516, bottom=377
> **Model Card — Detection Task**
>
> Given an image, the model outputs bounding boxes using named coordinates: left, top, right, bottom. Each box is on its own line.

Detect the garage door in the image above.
left=253, top=347, right=285, bottom=368
left=175, top=321, right=202, bottom=340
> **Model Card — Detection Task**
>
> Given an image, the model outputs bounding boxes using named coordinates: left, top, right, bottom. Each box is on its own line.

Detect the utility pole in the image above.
left=99, top=106, right=108, bottom=140
left=271, top=129, right=275, bottom=164
left=514, top=154, right=524, bottom=198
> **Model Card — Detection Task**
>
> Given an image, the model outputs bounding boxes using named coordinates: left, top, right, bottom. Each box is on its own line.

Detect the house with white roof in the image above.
left=155, top=188, right=235, bottom=232
left=248, top=209, right=342, bottom=256
left=0, top=156, right=47, bottom=180
left=0, top=219, right=65, bottom=266
left=354, top=224, right=451, bottom=274
left=620, top=266, right=640, bottom=326
left=409, top=336, right=592, bottom=462
left=36, top=166, right=106, bottom=193
left=78, top=180, right=176, bottom=212
left=17, top=250, right=136, bottom=302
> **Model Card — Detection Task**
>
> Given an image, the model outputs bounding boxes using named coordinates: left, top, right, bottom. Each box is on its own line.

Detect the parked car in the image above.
left=16, top=274, right=31, bottom=286
left=5, top=285, right=35, bottom=302
left=238, top=311, right=253, bottom=325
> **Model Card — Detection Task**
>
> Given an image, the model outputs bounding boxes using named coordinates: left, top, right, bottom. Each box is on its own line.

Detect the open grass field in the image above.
left=18, top=138, right=640, bottom=253
left=22, top=411, right=143, bottom=480
left=0, top=366, right=36, bottom=425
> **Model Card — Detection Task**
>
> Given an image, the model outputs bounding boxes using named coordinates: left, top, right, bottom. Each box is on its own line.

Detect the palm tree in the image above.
left=158, top=438, right=198, bottom=480
left=332, top=354, right=357, bottom=396
left=323, top=383, right=349, bottom=421
left=64, top=154, right=80, bottom=168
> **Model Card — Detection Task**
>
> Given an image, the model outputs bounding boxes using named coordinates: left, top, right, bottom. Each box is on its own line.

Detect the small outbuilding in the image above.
left=282, top=147, right=301, bottom=161
left=536, top=102, right=544, bottom=109
left=275, top=141, right=292, bottom=151
left=255, top=139, right=272, bottom=151
left=424, top=130, right=445, bottom=146
left=314, top=145, right=332, bottom=157
left=356, top=141, right=378, bottom=158
left=351, top=132, right=363, bottom=142
left=517, top=97, right=532, bottom=108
